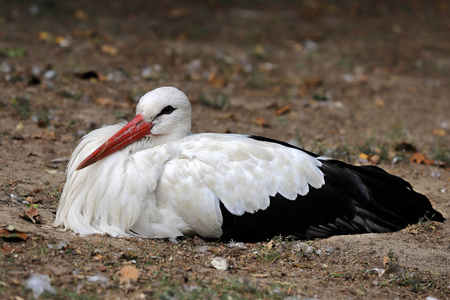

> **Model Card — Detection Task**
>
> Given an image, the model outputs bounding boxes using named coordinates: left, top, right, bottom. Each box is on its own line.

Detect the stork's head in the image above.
left=76, top=86, right=192, bottom=170
left=137, top=86, right=192, bottom=138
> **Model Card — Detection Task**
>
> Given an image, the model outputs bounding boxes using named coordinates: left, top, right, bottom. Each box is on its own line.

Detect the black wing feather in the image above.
left=218, top=137, right=444, bottom=242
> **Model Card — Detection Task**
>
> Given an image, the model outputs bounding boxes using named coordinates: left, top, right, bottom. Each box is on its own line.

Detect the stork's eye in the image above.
left=158, top=105, right=176, bottom=116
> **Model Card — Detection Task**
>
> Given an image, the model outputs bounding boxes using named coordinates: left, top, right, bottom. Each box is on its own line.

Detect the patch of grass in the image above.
left=35, top=109, right=50, bottom=128
left=247, top=69, right=267, bottom=88
left=3, top=256, right=15, bottom=262
left=250, top=44, right=267, bottom=60
left=219, top=279, right=264, bottom=299
left=257, top=236, right=284, bottom=263
left=322, top=144, right=353, bottom=161
left=429, top=140, right=450, bottom=165
left=0, top=47, right=26, bottom=58
left=154, top=275, right=288, bottom=300
left=59, top=89, right=84, bottom=101
left=328, top=271, right=355, bottom=280
left=400, top=271, right=437, bottom=293
left=313, top=93, right=327, bottom=101
left=338, top=56, right=354, bottom=71
left=199, top=91, right=229, bottom=109
left=306, top=49, right=321, bottom=62
left=374, top=250, right=438, bottom=293
left=189, top=26, right=213, bottom=40
left=385, top=250, right=399, bottom=267
left=283, top=88, right=297, bottom=103
left=276, top=117, right=290, bottom=124
left=113, top=110, right=125, bottom=119
left=41, top=289, right=99, bottom=299
left=28, top=246, right=50, bottom=256
left=356, top=138, right=390, bottom=160
left=387, top=123, right=411, bottom=143
left=50, top=188, right=63, bottom=200
left=10, top=97, right=32, bottom=119
left=357, top=285, right=367, bottom=296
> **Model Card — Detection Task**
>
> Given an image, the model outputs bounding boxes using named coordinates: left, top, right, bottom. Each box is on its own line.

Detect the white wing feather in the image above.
left=158, top=133, right=325, bottom=238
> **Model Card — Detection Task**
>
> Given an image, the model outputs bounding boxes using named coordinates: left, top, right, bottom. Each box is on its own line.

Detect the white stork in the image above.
left=54, top=86, right=444, bottom=242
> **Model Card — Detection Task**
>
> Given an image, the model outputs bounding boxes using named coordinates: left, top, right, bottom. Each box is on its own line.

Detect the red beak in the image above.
left=76, top=114, right=153, bottom=170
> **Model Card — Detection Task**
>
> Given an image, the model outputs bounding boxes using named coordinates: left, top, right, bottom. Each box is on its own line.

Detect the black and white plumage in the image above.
left=54, top=86, right=444, bottom=242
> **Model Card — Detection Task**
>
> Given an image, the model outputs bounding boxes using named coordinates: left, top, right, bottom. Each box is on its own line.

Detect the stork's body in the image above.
left=54, top=87, right=444, bottom=242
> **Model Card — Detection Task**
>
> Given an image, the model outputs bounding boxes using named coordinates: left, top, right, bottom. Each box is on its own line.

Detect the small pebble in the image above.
left=43, top=69, right=57, bottom=79
left=430, top=171, right=440, bottom=178
left=25, top=273, right=56, bottom=298
left=305, top=246, right=315, bottom=254
left=211, top=257, right=228, bottom=270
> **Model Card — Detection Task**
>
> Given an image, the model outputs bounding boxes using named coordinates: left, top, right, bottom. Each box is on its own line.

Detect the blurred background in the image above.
left=1, top=0, right=449, bottom=163
left=0, top=1, right=449, bottom=299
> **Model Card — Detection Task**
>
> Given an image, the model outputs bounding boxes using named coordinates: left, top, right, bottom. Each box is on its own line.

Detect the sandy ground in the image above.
left=0, top=1, right=449, bottom=299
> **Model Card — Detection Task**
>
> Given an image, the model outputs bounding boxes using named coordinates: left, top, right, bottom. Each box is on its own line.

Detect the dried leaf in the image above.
left=292, top=263, right=313, bottom=269
left=119, top=265, right=140, bottom=285
left=382, top=256, right=390, bottom=268
left=96, top=97, right=115, bottom=107
left=409, top=86, right=418, bottom=93
left=38, top=31, right=52, bottom=41
left=432, top=128, right=446, bottom=137
left=252, top=116, right=270, bottom=128
left=73, top=29, right=96, bottom=38
left=0, top=228, right=27, bottom=240
left=410, top=152, right=434, bottom=165
left=275, top=104, right=291, bottom=116
left=217, top=113, right=238, bottom=121
left=16, top=122, right=24, bottom=131
left=374, top=98, right=385, bottom=107
left=302, top=77, right=323, bottom=88
left=31, top=131, right=56, bottom=140
left=369, top=154, right=380, bottom=164
left=253, top=44, right=266, bottom=58
left=74, top=9, right=89, bottom=20
left=250, top=273, right=271, bottom=278
left=101, top=44, right=118, bottom=56
left=208, top=71, right=227, bottom=87
left=168, top=7, right=189, bottom=19
left=20, top=206, right=41, bottom=224
left=54, top=36, right=70, bottom=48
left=358, top=75, right=368, bottom=83
left=358, top=153, right=369, bottom=160
left=383, top=252, right=398, bottom=268
left=1, top=244, right=15, bottom=253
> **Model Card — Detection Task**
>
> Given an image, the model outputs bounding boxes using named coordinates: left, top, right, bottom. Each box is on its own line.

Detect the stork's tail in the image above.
left=318, top=159, right=445, bottom=230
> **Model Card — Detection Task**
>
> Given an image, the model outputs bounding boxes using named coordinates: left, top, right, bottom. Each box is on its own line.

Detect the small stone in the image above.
left=305, top=246, right=315, bottom=254
left=43, top=70, right=57, bottom=79
left=211, top=257, right=228, bottom=271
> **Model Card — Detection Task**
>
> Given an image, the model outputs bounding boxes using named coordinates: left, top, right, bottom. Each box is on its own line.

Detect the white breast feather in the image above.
left=54, top=124, right=190, bottom=238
